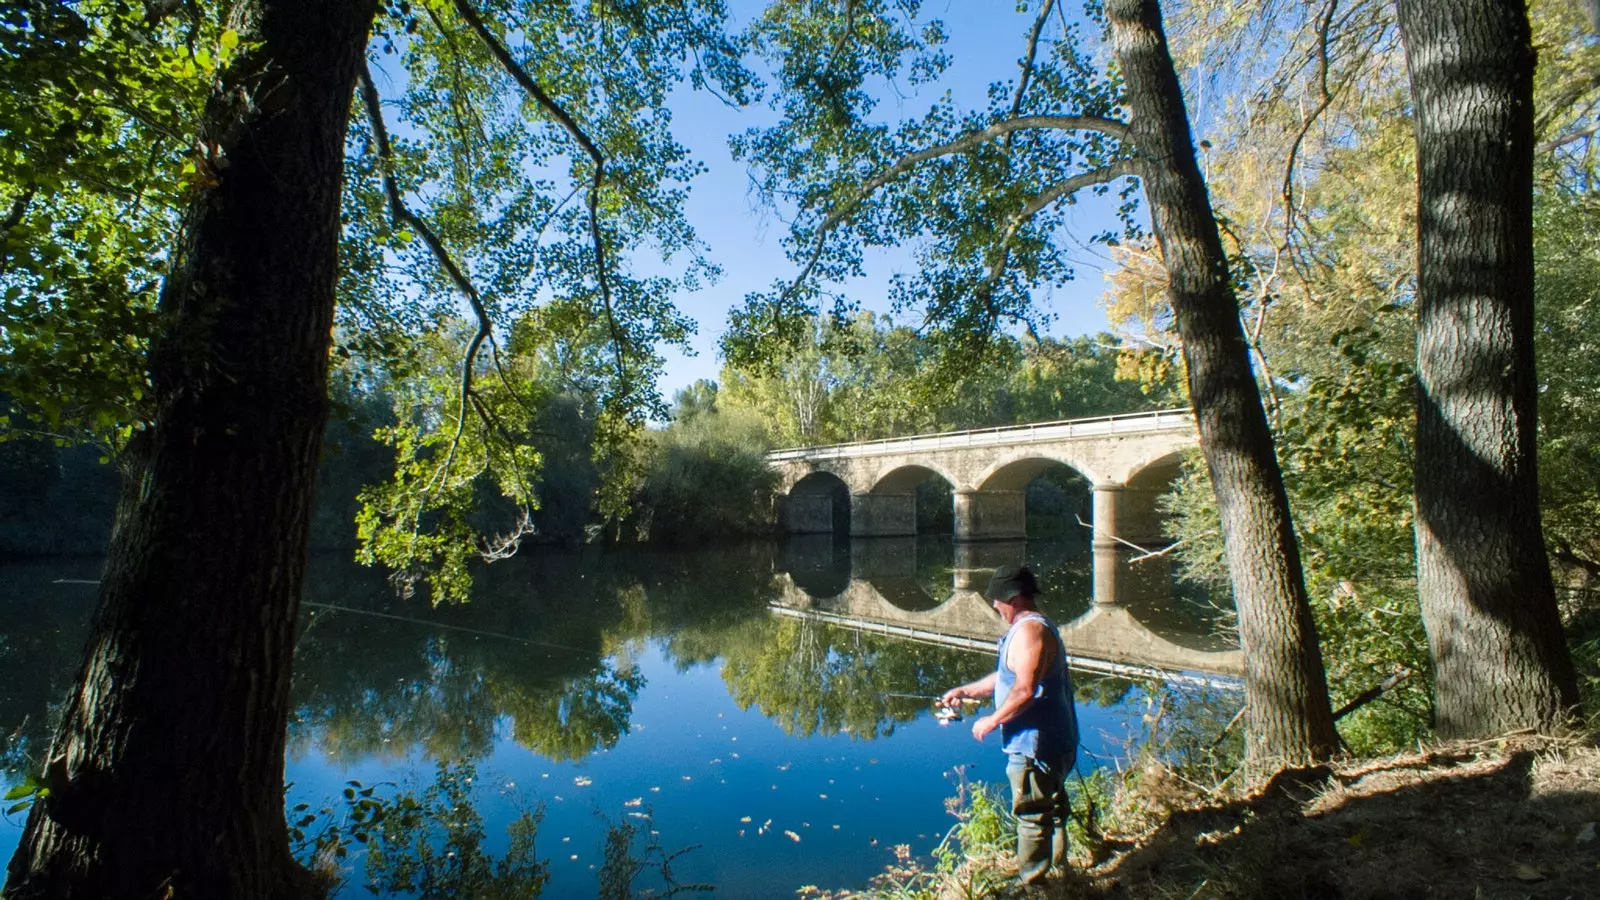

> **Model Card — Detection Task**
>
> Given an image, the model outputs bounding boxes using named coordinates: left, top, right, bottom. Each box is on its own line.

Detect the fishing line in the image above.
left=300, top=601, right=604, bottom=657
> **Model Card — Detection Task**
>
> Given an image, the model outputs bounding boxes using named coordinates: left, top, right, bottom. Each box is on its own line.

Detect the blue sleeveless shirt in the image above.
left=995, top=612, right=1079, bottom=762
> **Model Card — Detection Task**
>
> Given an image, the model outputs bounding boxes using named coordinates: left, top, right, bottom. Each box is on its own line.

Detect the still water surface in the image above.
left=0, top=538, right=1235, bottom=897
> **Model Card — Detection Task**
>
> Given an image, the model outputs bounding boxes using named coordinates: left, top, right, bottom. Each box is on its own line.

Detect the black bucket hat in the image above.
left=984, top=565, right=1038, bottom=602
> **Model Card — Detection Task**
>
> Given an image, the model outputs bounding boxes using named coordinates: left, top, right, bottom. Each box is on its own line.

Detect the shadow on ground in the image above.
left=1060, top=740, right=1600, bottom=899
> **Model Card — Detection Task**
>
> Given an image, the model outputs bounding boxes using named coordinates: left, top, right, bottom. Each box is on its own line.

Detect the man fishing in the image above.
left=941, top=565, right=1079, bottom=885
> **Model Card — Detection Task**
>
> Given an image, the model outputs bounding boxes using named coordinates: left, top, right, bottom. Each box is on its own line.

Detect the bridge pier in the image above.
left=951, top=540, right=1028, bottom=592
left=782, top=494, right=836, bottom=534
left=954, top=489, right=1026, bottom=541
left=1091, top=483, right=1169, bottom=549
left=849, top=492, right=917, bottom=537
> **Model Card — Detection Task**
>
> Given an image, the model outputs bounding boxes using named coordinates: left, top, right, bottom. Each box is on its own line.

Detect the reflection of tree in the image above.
left=1075, top=675, right=1137, bottom=709
left=289, top=555, right=646, bottom=765
left=289, top=549, right=779, bottom=766
left=714, top=617, right=991, bottom=739
left=496, top=665, right=646, bottom=762
left=362, top=760, right=549, bottom=898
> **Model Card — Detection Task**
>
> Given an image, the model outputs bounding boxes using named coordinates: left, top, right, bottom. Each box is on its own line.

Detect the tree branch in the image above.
left=1280, top=0, right=1340, bottom=267
left=781, top=114, right=1132, bottom=306
left=1009, top=0, right=1058, bottom=125
left=450, top=0, right=630, bottom=383
left=359, top=63, right=489, bottom=486
left=1539, top=123, right=1600, bottom=154
left=822, top=0, right=861, bottom=82
left=970, top=159, right=1140, bottom=323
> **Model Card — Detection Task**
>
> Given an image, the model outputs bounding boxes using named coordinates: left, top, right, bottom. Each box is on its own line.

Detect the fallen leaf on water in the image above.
left=819, top=794, right=828, bottom=800
left=785, top=830, right=801, bottom=842
left=650, top=787, right=661, bottom=793
left=624, top=798, right=643, bottom=808
left=573, top=776, right=592, bottom=787
left=740, top=816, right=752, bottom=823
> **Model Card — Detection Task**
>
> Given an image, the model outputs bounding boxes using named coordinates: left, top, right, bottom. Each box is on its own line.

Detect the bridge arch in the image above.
left=972, top=450, right=1104, bottom=492
left=868, top=461, right=959, bottom=494
left=1127, top=450, right=1185, bottom=490
left=781, top=471, right=851, bottom=535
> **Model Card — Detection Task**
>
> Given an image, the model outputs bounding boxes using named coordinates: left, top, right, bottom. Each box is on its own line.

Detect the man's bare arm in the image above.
left=972, top=620, right=1049, bottom=741
left=941, top=672, right=997, bottom=708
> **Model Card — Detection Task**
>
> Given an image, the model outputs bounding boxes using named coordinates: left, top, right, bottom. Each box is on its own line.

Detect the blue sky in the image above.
left=651, top=0, right=1131, bottom=399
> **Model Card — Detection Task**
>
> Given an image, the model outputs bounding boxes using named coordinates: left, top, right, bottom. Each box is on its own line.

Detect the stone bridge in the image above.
left=767, top=409, right=1197, bottom=548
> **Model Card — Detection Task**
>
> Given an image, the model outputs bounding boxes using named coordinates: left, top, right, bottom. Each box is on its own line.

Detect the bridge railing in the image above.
left=766, top=407, right=1194, bottom=461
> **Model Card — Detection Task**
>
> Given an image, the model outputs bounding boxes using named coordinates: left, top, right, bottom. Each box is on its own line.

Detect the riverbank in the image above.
left=821, top=734, right=1600, bottom=899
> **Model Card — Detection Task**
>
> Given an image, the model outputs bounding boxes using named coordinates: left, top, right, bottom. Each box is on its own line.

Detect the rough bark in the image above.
left=1104, top=0, right=1340, bottom=766
left=3, top=0, right=377, bottom=896
left=1396, top=0, right=1579, bottom=737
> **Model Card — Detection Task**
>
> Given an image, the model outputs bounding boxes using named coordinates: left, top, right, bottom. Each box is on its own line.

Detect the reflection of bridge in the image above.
left=771, top=537, right=1244, bottom=681
left=767, top=410, right=1196, bottom=545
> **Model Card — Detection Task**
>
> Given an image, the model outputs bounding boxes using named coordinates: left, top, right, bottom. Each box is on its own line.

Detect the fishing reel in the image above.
left=933, top=697, right=979, bottom=725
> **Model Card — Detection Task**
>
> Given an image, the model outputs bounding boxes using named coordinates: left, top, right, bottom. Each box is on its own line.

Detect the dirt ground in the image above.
left=1044, top=737, right=1600, bottom=900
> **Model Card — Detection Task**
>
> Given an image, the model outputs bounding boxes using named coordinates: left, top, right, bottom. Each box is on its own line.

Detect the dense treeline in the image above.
left=0, top=321, right=1173, bottom=554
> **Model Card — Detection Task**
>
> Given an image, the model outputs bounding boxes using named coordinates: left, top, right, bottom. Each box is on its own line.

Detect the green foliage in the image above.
left=1136, top=0, right=1600, bottom=756
left=723, top=2, right=1137, bottom=380
left=629, top=400, right=779, bottom=544
left=2, top=772, right=48, bottom=816
left=1534, top=189, right=1600, bottom=582
left=3, top=0, right=759, bottom=602
left=0, top=0, right=240, bottom=445
left=720, top=312, right=1180, bottom=449
left=337, top=0, right=759, bottom=600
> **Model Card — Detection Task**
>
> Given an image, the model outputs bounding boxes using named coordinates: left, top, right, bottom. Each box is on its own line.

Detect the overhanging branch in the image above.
left=359, top=63, right=490, bottom=486
left=450, top=0, right=630, bottom=383
left=969, top=158, right=1140, bottom=328
left=781, top=113, right=1133, bottom=306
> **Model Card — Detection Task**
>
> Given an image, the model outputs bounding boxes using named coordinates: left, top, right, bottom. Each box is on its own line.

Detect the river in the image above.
left=0, top=537, right=1238, bottom=897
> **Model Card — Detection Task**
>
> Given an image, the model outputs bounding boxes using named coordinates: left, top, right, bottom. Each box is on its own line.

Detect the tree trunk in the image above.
left=1104, top=0, right=1340, bottom=766
left=4, top=1, right=377, bottom=896
left=1396, top=0, right=1579, bottom=738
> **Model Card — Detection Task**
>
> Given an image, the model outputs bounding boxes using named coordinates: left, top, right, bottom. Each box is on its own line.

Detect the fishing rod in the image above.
left=884, top=691, right=980, bottom=703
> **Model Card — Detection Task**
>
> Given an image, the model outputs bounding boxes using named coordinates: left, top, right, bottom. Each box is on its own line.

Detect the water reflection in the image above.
left=0, top=539, right=1235, bottom=896
left=775, top=536, right=1241, bottom=679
